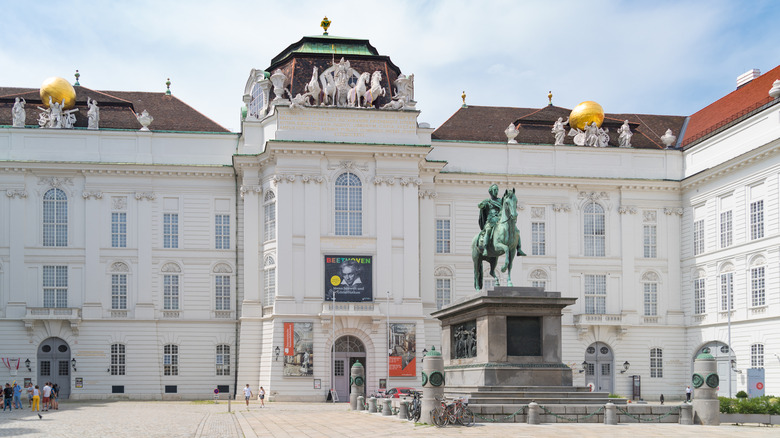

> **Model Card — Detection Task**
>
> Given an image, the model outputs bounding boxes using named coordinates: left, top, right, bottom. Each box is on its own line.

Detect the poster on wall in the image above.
left=283, top=322, right=313, bottom=377
left=324, top=255, right=373, bottom=302
left=389, top=323, right=416, bottom=377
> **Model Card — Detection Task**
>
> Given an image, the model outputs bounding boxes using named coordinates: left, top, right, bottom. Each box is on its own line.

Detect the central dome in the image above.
left=569, top=101, right=604, bottom=130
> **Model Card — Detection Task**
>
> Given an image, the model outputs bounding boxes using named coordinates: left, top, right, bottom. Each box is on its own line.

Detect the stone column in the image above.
left=134, top=192, right=155, bottom=319
left=81, top=190, right=103, bottom=318
left=692, top=353, right=720, bottom=425
left=350, top=360, right=365, bottom=410
left=421, top=346, right=444, bottom=425
left=6, top=189, right=27, bottom=318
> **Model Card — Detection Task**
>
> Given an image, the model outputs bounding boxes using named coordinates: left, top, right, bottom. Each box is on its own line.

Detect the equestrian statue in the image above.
left=471, top=184, right=525, bottom=290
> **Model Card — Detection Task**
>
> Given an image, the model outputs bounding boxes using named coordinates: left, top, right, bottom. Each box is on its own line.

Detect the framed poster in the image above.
left=324, top=255, right=373, bottom=302
left=283, top=322, right=314, bottom=377
left=389, top=323, right=416, bottom=377
left=314, top=379, right=321, bottom=389
left=379, top=379, right=387, bottom=390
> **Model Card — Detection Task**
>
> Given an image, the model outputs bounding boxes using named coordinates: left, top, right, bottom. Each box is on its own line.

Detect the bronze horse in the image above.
left=471, top=188, right=523, bottom=290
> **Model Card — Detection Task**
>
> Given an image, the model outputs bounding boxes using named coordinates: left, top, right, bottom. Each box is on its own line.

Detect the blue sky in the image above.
left=3, top=0, right=780, bottom=132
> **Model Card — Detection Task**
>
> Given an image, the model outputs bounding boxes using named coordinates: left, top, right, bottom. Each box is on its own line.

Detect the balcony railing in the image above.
left=573, top=313, right=623, bottom=325
left=321, top=302, right=378, bottom=315
left=25, top=307, right=81, bottom=319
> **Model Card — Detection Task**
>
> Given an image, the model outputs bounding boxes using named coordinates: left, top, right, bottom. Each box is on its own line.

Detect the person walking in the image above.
left=32, top=385, right=41, bottom=412
left=2, top=383, right=13, bottom=411
left=42, top=382, right=51, bottom=411
left=685, top=385, right=692, bottom=402
left=13, top=381, right=23, bottom=410
left=243, top=384, right=252, bottom=408
left=259, top=386, right=265, bottom=408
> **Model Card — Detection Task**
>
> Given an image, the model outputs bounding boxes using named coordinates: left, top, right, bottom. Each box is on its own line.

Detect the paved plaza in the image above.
left=0, top=400, right=777, bottom=437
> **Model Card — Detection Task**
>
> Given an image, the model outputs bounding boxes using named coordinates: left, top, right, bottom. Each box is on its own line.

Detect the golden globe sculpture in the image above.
left=569, top=101, right=605, bottom=130
left=40, top=77, right=76, bottom=110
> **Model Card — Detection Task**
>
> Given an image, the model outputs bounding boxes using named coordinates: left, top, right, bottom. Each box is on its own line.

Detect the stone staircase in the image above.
left=444, top=385, right=627, bottom=405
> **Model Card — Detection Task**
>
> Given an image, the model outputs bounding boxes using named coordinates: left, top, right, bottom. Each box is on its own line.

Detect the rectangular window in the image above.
left=643, top=225, right=657, bottom=258
left=720, top=210, right=732, bottom=248
left=751, top=266, right=765, bottom=307
left=111, top=344, right=126, bottom=376
left=264, top=267, right=276, bottom=307
left=643, top=282, right=658, bottom=316
left=43, top=265, right=68, bottom=308
left=694, top=278, right=706, bottom=315
left=436, top=219, right=451, bottom=254
left=40, top=361, right=50, bottom=376
left=436, top=278, right=451, bottom=310
left=264, top=201, right=276, bottom=242
left=164, top=274, right=179, bottom=310
left=720, top=272, right=733, bottom=311
left=215, top=214, right=230, bottom=249
left=585, top=363, right=595, bottom=376
left=584, top=274, right=606, bottom=314
left=216, top=345, right=230, bottom=376
left=693, top=219, right=705, bottom=255
left=215, top=275, right=230, bottom=311
left=531, top=280, right=546, bottom=290
left=111, top=212, right=127, bottom=248
left=163, top=213, right=179, bottom=249
left=163, top=345, right=178, bottom=376
left=650, top=348, right=663, bottom=378
left=111, top=274, right=127, bottom=310
left=751, top=344, right=764, bottom=368
left=750, top=200, right=764, bottom=240
left=532, top=222, right=546, bottom=256
left=58, top=361, right=69, bottom=376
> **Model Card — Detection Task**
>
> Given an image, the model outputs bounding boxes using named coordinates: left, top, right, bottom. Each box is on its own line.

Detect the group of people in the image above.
left=242, top=384, right=266, bottom=409
left=1, top=381, right=59, bottom=412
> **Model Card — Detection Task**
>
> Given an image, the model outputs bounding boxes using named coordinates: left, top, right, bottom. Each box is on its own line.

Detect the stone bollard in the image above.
left=604, top=402, right=617, bottom=425
left=382, top=398, right=393, bottom=416
left=398, top=400, right=408, bottom=419
left=679, top=402, right=692, bottom=425
left=349, top=360, right=365, bottom=411
left=357, top=395, right=365, bottom=411
left=527, top=401, right=540, bottom=424
left=368, top=397, right=377, bottom=413
left=421, top=346, right=445, bottom=425
left=692, top=353, right=720, bottom=425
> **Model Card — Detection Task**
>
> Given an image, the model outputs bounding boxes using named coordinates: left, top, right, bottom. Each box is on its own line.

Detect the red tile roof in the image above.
left=682, top=65, right=780, bottom=148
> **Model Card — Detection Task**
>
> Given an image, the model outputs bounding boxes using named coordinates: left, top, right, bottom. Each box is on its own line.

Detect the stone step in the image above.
left=445, top=385, right=597, bottom=393
left=463, top=396, right=626, bottom=405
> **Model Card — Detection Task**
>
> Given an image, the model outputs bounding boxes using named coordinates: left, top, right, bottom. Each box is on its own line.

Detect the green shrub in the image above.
left=719, top=397, right=735, bottom=414
left=736, top=390, right=748, bottom=399
left=607, top=393, right=622, bottom=398
left=719, top=395, right=780, bottom=414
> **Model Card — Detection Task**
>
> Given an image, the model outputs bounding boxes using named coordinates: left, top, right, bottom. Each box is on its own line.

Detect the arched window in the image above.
left=163, top=344, right=178, bottom=376
left=434, top=267, right=452, bottom=310
left=583, top=202, right=605, bottom=256
left=110, top=343, right=126, bottom=375
left=642, top=272, right=659, bottom=316
left=43, top=188, right=68, bottom=247
left=335, top=172, right=362, bottom=236
left=216, top=344, right=230, bottom=375
left=264, top=255, right=276, bottom=307
left=264, top=190, right=276, bottom=242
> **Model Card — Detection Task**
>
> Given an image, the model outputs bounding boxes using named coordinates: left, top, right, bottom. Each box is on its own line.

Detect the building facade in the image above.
left=1, top=32, right=778, bottom=401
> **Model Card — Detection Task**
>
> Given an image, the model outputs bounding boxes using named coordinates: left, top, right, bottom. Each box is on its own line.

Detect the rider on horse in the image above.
left=477, top=184, right=526, bottom=257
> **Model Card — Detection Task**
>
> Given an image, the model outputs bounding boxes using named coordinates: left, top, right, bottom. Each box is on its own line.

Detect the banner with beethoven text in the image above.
left=324, top=255, right=373, bottom=302
left=283, top=322, right=313, bottom=377
left=389, top=323, right=416, bottom=377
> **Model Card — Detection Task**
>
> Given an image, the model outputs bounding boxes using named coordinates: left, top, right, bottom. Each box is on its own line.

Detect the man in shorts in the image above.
left=42, top=382, right=51, bottom=411
left=243, top=384, right=252, bottom=408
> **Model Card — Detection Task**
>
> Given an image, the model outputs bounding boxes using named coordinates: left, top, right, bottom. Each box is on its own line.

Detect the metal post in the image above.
left=386, top=290, right=391, bottom=389
left=332, top=290, right=336, bottom=403
left=727, top=281, right=732, bottom=398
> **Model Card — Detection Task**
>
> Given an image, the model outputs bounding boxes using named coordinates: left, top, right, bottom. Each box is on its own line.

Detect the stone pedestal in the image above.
left=679, top=403, right=692, bottom=425
left=692, top=353, right=720, bottom=425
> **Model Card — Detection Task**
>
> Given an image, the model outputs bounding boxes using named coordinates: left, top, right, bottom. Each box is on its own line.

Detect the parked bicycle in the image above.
left=431, top=396, right=474, bottom=427
left=406, top=390, right=422, bottom=422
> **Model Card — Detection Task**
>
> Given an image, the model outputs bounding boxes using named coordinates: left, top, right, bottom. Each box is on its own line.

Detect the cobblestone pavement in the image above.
left=0, top=400, right=778, bottom=437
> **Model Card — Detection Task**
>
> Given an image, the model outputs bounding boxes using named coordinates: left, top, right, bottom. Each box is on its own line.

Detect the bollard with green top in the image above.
left=692, top=353, right=719, bottom=425
left=350, top=360, right=365, bottom=411
left=421, top=346, right=444, bottom=425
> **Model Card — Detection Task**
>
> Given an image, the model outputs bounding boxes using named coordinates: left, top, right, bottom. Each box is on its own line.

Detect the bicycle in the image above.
left=431, top=396, right=474, bottom=427
left=406, top=390, right=421, bottom=422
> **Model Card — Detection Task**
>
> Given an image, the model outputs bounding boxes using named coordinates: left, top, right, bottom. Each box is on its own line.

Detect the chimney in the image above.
left=736, top=69, right=761, bottom=89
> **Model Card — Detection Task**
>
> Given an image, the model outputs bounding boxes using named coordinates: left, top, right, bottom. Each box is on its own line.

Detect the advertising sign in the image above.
left=389, top=323, right=416, bottom=377
left=283, top=322, right=313, bottom=377
left=747, top=368, right=765, bottom=398
left=324, top=255, right=373, bottom=302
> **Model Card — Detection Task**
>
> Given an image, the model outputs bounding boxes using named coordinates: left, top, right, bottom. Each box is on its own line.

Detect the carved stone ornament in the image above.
left=87, top=97, right=100, bottom=130
left=82, top=191, right=103, bottom=200
left=38, top=177, right=73, bottom=188
left=373, top=176, right=395, bottom=186
left=112, top=197, right=127, bottom=211
left=505, top=123, right=519, bottom=144
left=12, top=97, right=26, bottom=128
left=37, top=96, right=78, bottom=129
left=239, top=185, right=261, bottom=198
left=418, top=189, right=438, bottom=199
left=660, top=129, right=677, bottom=148
left=530, top=269, right=548, bottom=280
left=531, top=207, right=545, bottom=219
left=269, top=174, right=296, bottom=184
left=578, top=191, right=609, bottom=201
left=134, top=192, right=156, bottom=201
left=551, top=117, right=568, bottom=145
left=452, top=321, right=477, bottom=360
left=552, top=203, right=571, bottom=212
left=618, top=205, right=637, bottom=214
left=399, top=177, right=422, bottom=186
left=301, top=174, right=324, bottom=184
left=161, top=263, right=181, bottom=273
left=769, top=80, right=780, bottom=99
left=643, top=210, right=657, bottom=223
left=5, top=189, right=28, bottom=199
left=664, top=207, right=684, bottom=216
left=135, top=110, right=153, bottom=131
left=110, top=262, right=130, bottom=272
left=381, top=73, right=415, bottom=110
left=213, top=263, right=233, bottom=273
left=270, top=69, right=287, bottom=102
left=617, top=120, right=632, bottom=148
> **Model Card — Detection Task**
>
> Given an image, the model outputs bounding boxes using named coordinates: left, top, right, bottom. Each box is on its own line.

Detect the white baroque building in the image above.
left=1, top=32, right=778, bottom=401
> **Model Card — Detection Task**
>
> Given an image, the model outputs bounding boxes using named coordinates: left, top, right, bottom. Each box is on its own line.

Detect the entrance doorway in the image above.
left=332, top=335, right=366, bottom=402
left=37, top=337, right=71, bottom=399
left=694, top=341, right=737, bottom=397
left=584, top=342, right=613, bottom=394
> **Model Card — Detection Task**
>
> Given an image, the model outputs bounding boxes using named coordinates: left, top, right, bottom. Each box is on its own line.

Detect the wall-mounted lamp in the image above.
left=25, top=358, right=31, bottom=372
left=620, top=361, right=630, bottom=373
left=421, top=348, right=428, bottom=363
left=275, top=346, right=281, bottom=361
left=580, top=361, right=587, bottom=373
left=71, top=358, right=77, bottom=372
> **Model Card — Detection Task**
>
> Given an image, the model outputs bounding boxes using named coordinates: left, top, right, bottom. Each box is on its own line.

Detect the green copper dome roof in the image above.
left=269, top=35, right=379, bottom=67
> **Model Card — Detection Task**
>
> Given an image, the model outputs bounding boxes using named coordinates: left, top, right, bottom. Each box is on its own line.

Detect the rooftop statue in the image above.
left=472, top=184, right=525, bottom=290
left=348, top=72, right=370, bottom=107
left=551, top=117, right=568, bottom=145
left=87, top=97, right=100, bottom=130
left=363, top=71, right=385, bottom=108
left=617, top=120, right=632, bottom=147
left=12, top=97, right=25, bottom=128
left=661, top=129, right=677, bottom=148
left=584, top=121, right=609, bottom=147
left=505, top=123, right=519, bottom=144
left=37, top=97, right=77, bottom=129
left=381, top=73, right=415, bottom=110
left=319, top=57, right=359, bottom=107
left=270, top=69, right=287, bottom=102
left=304, top=67, right=321, bottom=106
left=135, top=110, right=153, bottom=131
